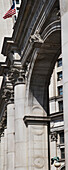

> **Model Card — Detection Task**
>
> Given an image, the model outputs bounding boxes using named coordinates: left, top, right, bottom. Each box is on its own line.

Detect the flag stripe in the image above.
left=3, top=1, right=16, bottom=19
left=4, top=9, right=16, bottom=15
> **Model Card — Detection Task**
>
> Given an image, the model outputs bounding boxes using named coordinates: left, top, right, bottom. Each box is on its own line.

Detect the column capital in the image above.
left=10, top=66, right=26, bottom=86
left=15, top=69, right=25, bottom=85
left=2, top=74, right=14, bottom=104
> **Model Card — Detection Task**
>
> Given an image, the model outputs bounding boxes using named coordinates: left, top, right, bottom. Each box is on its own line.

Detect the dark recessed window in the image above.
left=58, top=86, right=63, bottom=96
left=17, top=7, right=20, bottom=13
left=57, top=72, right=62, bottom=81
left=16, top=0, right=19, bottom=4
left=61, top=148, right=65, bottom=159
left=57, top=58, right=62, bottom=67
left=59, top=101, right=63, bottom=112
left=14, top=15, right=16, bottom=21
left=60, top=132, right=64, bottom=144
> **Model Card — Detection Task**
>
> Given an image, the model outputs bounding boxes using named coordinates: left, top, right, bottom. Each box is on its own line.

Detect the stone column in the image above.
left=14, top=78, right=27, bottom=170
left=60, top=1, right=68, bottom=169
left=3, top=72, right=15, bottom=170
left=7, top=103, right=15, bottom=170
left=1, top=135, right=4, bottom=170
left=0, top=139, right=1, bottom=170
left=4, top=129, right=7, bottom=170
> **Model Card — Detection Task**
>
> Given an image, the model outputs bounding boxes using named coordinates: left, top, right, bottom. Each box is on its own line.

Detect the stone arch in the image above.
left=28, top=21, right=61, bottom=115
left=25, top=20, right=61, bottom=170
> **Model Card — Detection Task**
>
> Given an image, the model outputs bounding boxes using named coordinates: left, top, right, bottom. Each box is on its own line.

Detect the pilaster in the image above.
left=24, top=88, right=49, bottom=170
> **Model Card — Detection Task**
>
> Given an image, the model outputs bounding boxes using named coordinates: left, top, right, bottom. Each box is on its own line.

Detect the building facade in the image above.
left=49, top=55, right=65, bottom=169
left=0, top=0, right=68, bottom=170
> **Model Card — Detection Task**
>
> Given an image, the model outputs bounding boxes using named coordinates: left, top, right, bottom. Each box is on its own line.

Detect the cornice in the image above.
left=1, top=0, right=57, bottom=59
left=1, top=37, right=19, bottom=57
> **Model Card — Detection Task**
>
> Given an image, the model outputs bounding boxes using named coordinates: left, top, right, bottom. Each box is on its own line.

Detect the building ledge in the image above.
left=50, top=112, right=63, bottom=121
left=23, top=116, right=51, bottom=127
left=49, top=95, right=63, bottom=101
left=59, top=159, right=65, bottom=162
left=23, top=112, right=63, bottom=127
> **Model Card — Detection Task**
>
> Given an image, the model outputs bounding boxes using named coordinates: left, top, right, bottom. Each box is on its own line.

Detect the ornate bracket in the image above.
left=29, top=30, right=44, bottom=43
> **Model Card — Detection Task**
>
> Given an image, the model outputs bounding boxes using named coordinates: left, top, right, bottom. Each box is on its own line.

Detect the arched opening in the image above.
left=29, top=28, right=61, bottom=112
left=27, top=25, right=61, bottom=170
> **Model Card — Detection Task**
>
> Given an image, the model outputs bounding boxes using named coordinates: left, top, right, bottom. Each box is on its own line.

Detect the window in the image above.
left=57, top=58, right=62, bottom=67
left=16, top=0, right=19, bottom=4
left=57, top=72, right=62, bottom=81
left=60, top=132, right=64, bottom=144
left=61, top=148, right=65, bottom=159
left=59, top=101, right=63, bottom=112
left=17, top=7, right=20, bottom=13
left=14, top=15, right=16, bottom=21
left=58, top=86, right=63, bottom=96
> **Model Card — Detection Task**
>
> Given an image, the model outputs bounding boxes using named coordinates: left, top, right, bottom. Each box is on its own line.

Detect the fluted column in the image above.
left=14, top=77, right=27, bottom=170
left=60, top=1, right=68, bottom=169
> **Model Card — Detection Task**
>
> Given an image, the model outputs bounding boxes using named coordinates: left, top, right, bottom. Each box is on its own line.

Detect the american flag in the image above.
left=3, top=0, right=16, bottom=19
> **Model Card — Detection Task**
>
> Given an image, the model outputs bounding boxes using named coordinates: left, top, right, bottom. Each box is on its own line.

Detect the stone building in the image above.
left=49, top=55, right=65, bottom=169
left=0, top=0, right=68, bottom=170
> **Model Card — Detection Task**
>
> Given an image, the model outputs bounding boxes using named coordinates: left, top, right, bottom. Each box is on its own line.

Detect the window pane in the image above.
left=61, top=148, right=65, bottom=159
left=14, top=15, right=16, bottom=21
left=57, top=58, right=62, bottom=67
left=58, top=86, right=63, bottom=96
left=16, top=0, right=19, bottom=4
left=59, top=101, right=63, bottom=112
left=17, top=7, right=20, bottom=13
left=60, top=132, right=64, bottom=144
left=57, top=72, right=62, bottom=81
